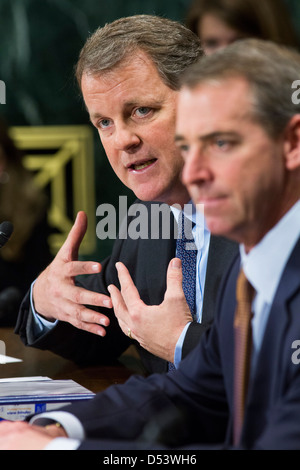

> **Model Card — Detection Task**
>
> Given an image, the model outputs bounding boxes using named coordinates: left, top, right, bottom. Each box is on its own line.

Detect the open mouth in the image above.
left=129, top=158, right=157, bottom=171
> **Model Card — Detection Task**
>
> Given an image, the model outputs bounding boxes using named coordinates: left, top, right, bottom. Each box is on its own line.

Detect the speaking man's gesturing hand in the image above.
left=109, top=258, right=192, bottom=362
left=33, top=211, right=112, bottom=336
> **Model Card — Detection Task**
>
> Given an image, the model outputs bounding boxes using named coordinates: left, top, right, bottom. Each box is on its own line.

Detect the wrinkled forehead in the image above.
left=82, top=49, right=159, bottom=85
left=178, top=77, right=253, bottom=112
left=82, top=58, right=177, bottom=122
left=176, top=78, right=256, bottom=136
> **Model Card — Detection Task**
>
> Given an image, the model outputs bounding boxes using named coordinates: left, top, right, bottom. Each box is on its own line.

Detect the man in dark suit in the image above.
left=1, top=37, right=299, bottom=450
left=15, top=15, right=237, bottom=374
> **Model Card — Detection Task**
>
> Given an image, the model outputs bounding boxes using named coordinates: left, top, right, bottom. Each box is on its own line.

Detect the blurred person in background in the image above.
left=185, top=0, right=299, bottom=55
left=0, top=118, right=52, bottom=326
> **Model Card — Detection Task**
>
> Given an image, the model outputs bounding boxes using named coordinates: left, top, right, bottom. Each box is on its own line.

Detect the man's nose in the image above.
left=114, top=125, right=141, bottom=152
left=182, top=148, right=213, bottom=186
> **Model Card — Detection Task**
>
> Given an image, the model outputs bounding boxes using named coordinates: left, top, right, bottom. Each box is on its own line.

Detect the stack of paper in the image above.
left=0, top=376, right=95, bottom=421
left=0, top=354, right=22, bottom=364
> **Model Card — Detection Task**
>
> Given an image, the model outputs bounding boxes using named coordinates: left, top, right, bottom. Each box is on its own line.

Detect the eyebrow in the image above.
left=175, top=131, right=240, bottom=142
left=89, top=112, right=103, bottom=122
left=174, top=134, right=184, bottom=142
left=89, top=98, right=165, bottom=122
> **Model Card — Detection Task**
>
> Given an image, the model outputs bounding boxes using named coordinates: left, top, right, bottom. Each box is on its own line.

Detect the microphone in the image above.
left=0, top=221, right=13, bottom=248
left=0, top=287, right=22, bottom=324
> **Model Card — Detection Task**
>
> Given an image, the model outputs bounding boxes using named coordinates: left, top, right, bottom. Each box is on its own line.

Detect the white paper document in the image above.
left=0, top=376, right=49, bottom=382
left=0, top=354, right=22, bottom=364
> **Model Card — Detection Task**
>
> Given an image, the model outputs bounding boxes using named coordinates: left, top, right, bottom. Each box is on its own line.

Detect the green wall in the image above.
left=0, top=0, right=193, bottom=260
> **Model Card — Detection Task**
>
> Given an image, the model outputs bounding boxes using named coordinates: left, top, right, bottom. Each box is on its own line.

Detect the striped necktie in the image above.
left=233, top=269, right=255, bottom=445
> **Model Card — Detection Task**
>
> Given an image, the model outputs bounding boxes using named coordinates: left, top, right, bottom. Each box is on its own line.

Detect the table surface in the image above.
left=0, top=327, right=135, bottom=393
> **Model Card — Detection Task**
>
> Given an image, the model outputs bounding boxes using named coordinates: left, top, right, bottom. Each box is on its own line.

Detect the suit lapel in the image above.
left=202, top=236, right=239, bottom=324
left=142, top=203, right=176, bottom=305
left=243, top=237, right=300, bottom=440
left=250, top=237, right=300, bottom=387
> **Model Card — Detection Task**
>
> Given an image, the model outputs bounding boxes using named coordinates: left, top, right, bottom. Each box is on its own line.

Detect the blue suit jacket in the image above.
left=54, top=236, right=300, bottom=449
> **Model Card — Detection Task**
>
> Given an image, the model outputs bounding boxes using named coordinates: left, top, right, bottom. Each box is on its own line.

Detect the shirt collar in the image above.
left=170, top=201, right=208, bottom=230
left=240, top=200, right=300, bottom=304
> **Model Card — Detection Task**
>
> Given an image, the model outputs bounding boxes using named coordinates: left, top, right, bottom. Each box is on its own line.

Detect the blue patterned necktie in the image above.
left=177, top=210, right=197, bottom=317
left=168, top=210, right=197, bottom=371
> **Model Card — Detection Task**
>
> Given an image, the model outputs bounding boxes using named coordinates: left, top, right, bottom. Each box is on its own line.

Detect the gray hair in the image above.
left=75, top=15, right=203, bottom=91
left=180, top=38, right=300, bottom=137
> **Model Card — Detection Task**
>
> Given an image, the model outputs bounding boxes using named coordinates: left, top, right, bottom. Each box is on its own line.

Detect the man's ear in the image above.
left=283, top=115, right=300, bottom=170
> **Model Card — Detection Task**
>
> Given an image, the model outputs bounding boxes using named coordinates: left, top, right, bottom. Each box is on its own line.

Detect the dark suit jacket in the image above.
left=15, top=200, right=238, bottom=374
left=53, top=236, right=300, bottom=450
left=0, top=212, right=53, bottom=327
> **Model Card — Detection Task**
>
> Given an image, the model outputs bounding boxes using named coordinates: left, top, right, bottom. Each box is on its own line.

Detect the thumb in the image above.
left=164, top=257, right=184, bottom=299
left=58, top=211, right=88, bottom=261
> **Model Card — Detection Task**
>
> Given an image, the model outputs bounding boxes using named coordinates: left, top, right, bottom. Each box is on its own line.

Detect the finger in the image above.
left=117, top=317, right=135, bottom=340
left=60, top=301, right=110, bottom=336
left=108, top=284, right=128, bottom=321
left=58, top=211, right=88, bottom=262
left=31, top=423, right=67, bottom=438
left=53, top=283, right=112, bottom=308
left=62, top=284, right=112, bottom=310
left=164, top=258, right=184, bottom=300
left=0, top=421, right=28, bottom=435
left=115, top=262, right=141, bottom=307
left=70, top=305, right=110, bottom=328
left=64, top=260, right=102, bottom=277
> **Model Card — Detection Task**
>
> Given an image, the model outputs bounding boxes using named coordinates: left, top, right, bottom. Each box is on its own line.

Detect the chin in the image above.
left=205, top=217, right=232, bottom=238
left=133, top=186, right=166, bottom=203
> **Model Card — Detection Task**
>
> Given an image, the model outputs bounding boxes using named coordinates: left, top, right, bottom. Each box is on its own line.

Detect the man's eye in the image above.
left=214, top=138, right=230, bottom=150
left=203, top=38, right=219, bottom=49
left=98, top=118, right=112, bottom=129
left=179, top=144, right=189, bottom=153
left=134, top=107, right=151, bottom=117
left=176, top=143, right=189, bottom=157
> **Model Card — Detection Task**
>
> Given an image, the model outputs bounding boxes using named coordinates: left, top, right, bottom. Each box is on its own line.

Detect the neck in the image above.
left=243, top=193, right=299, bottom=252
left=161, top=187, right=190, bottom=209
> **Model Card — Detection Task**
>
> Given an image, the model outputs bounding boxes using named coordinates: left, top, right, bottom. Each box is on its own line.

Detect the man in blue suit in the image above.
left=1, top=38, right=300, bottom=450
